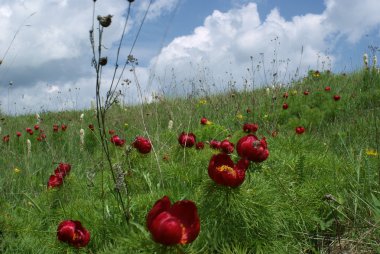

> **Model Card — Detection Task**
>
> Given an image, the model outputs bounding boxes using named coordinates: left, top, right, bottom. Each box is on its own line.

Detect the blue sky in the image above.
left=0, top=0, right=379, bottom=114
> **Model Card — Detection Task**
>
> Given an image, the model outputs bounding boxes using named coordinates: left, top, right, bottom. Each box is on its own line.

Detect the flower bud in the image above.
left=97, top=15, right=113, bottom=28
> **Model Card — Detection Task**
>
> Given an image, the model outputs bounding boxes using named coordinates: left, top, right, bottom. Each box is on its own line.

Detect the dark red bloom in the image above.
left=57, top=220, right=90, bottom=248
left=283, top=92, right=289, bottom=98
left=61, top=124, right=67, bottom=131
left=3, top=135, right=10, bottom=143
left=195, top=142, right=204, bottom=150
left=282, top=103, right=289, bottom=110
left=16, top=131, right=22, bottom=137
left=108, top=129, right=115, bottom=135
left=303, top=91, right=310, bottom=95
left=47, top=174, right=63, bottom=189
left=133, top=136, right=152, bottom=154
left=147, top=196, right=200, bottom=245
left=37, top=133, right=47, bottom=142
left=220, top=139, right=234, bottom=154
left=325, top=86, right=331, bottom=91
left=34, top=125, right=40, bottom=130
left=208, top=153, right=249, bottom=187
left=88, top=124, right=94, bottom=131
left=209, top=140, right=221, bottom=150
left=54, top=163, right=72, bottom=178
left=333, top=95, right=341, bottom=101
left=200, top=117, right=208, bottom=125
left=178, top=132, right=196, bottom=148
left=243, top=123, right=258, bottom=133
left=26, top=128, right=33, bottom=135
left=110, top=135, right=125, bottom=147
left=295, top=126, right=305, bottom=134
left=236, top=134, right=269, bottom=163
left=53, top=124, right=59, bottom=132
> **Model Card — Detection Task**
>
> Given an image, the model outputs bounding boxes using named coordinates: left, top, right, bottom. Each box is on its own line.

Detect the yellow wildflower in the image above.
left=198, top=99, right=207, bottom=105
left=291, top=90, right=298, bottom=95
left=366, top=149, right=378, bottom=157
left=14, top=167, right=21, bottom=173
left=236, top=113, right=243, bottom=120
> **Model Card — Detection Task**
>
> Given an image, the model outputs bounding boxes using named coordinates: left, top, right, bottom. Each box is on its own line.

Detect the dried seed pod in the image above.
left=99, top=57, right=108, bottom=66
left=97, top=15, right=113, bottom=28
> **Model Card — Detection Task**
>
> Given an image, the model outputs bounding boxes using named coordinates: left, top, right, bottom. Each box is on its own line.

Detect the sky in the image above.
left=0, top=0, right=379, bottom=115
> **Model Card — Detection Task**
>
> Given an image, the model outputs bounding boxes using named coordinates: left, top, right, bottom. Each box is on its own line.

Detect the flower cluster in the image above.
left=47, top=163, right=71, bottom=189
left=110, top=135, right=126, bottom=147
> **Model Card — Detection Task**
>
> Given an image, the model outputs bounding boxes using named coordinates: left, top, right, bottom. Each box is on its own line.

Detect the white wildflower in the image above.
left=373, top=55, right=377, bottom=68
left=363, top=53, right=368, bottom=67
left=27, top=139, right=31, bottom=157
left=266, top=87, right=270, bottom=96
left=80, top=128, right=85, bottom=149
left=168, top=120, right=173, bottom=130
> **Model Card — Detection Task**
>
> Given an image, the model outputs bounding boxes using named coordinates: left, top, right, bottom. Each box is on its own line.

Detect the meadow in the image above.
left=0, top=63, right=380, bottom=253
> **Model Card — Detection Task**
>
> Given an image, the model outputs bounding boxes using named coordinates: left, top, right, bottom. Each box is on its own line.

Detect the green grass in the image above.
left=0, top=68, right=380, bottom=253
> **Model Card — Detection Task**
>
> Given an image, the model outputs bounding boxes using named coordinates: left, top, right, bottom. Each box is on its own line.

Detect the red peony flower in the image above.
left=53, top=124, right=59, bottom=132
left=236, top=134, right=269, bottom=163
left=303, top=91, right=310, bottom=95
left=26, top=128, right=33, bottom=135
left=34, top=125, right=40, bottom=130
left=133, top=136, right=152, bottom=154
left=220, top=139, right=234, bottom=154
left=110, top=135, right=125, bottom=147
left=3, top=135, right=10, bottom=143
left=147, top=196, right=200, bottom=246
left=325, top=86, right=331, bottom=91
left=243, top=123, right=258, bottom=133
left=208, top=153, right=249, bottom=187
left=61, top=124, right=67, bottom=131
left=57, top=220, right=90, bottom=248
left=47, top=174, right=63, bottom=189
left=209, top=140, right=221, bottom=150
left=200, top=117, right=208, bottom=125
left=54, top=163, right=72, bottom=178
left=333, top=95, right=341, bottom=101
left=282, top=103, right=289, bottom=110
left=283, top=92, right=289, bottom=98
left=195, top=142, right=204, bottom=150
left=295, top=126, right=305, bottom=134
left=16, top=131, right=22, bottom=137
left=178, top=132, right=196, bottom=148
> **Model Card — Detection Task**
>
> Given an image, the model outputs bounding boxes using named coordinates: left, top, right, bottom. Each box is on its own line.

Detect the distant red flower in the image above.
left=47, top=174, right=63, bottom=189
left=237, top=134, right=269, bottom=163
left=88, top=124, right=94, bottom=131
left=178, top=132, right=196, bottom=148
left=295, top=126, right=305, bottom=134
left=26, top=128, right=33, bottom=135
left=243, top=123, right=258, bottom=133
left=147, top=196, right=200, bottom=245
left=53, top=124, right=59, bottom=132
left=333, top=95, right=341, bottom=101
left=133, top=136, right=152, bottom=154
left=208, top=153, right=249, bottom=187
left=16, top=131, right=22, bottom=137
left=57, top=220, right=90, bottom=248
left=3, top=135, right=10, bottom=143
left=54, top=163, right=72, bottom=178
left=108, top=129, right=115, bottom=135
left=34, top=125, right=40, bottom=130
left=200, top=117, right=208, bottom=125
left=303, top=91, right=310, bottom=95
left=220, top=139, right=234, bottom=154
left=282, top=103, right=289, bottom=110
left=37, top=133, right=47, bottom=142
left=61, top=124, right=67, bottom=131
left=283, top=92, right=289, bottom=99
left=209, top=140, right=221, bottom=150
left=195, top=142, right=204, bottom=150
left=324, top=86, right=331, bottom=91
left=110, top=135, right=125, bottom=147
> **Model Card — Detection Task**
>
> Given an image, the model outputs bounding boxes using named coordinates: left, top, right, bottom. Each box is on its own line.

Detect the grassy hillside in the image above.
left=0, top=68, right=380, bottom=253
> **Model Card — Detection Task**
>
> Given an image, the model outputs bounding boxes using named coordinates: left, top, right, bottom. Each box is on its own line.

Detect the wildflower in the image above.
left=333, top=95, right=341, bottom=101
left=88, top=124, right=94, bottom=131
left=266, top=88, right=270, bottom=96
left=209, top=140, right=221, bottom=150
left=295, top=126, right=305, bottom=134
left=16, top=131, right=21, bottom=137
left=3, top=135, right=10, bottom=142
left=373, top=55, right=377, bottom=68
left=363, top=53, right=368, bottom=67
left=47, top=174, right=63, bottom=188
left=54, top=163, right=72, bottom=178
left=366, top=149, right=378, bottom=156
left=132, top=136, right=152, bottom=154
left=198, top=99, right=207, bottom=105
left=61, top=124, right=67, bottom=131
left=80, top=129, right=85, bottom=147
left=110, top=135, right=125, bottom=147
left=57, top=220, right=90, bottom=248
left=195, top=142, right=204, bottom=150
left=80, top=113, right=84, bottom=121
left=26, top=128, right=33, bottom=135
left=178, top=132, right=196, bottom=148
left=243, top=123, right=258, bottom=133
left=282, top=103, right=289, bottom=110
left=146, top=196, right=200, bottom=245
left=303, top=90, right=310, bottom=96
left=325, top=86, right=331, bottom=91
left=236, top=113, right=243, bottom=120
left=109, top=129, right=115, bottom=135
left=53, top=124, right=59, bottom=132
left=34, top=125, right=39, bottom=130
left=168, top=120, right=173, bottom=130
left=124, top=123, right=128, bottom=130
left=208, top=153, right=249, bottom=187
left=312, top=70, right=320, bottom=78
left=236, top=134, right=269, bottom=163
left=283, top=92, right=289, bottom=98
left=220, top=139, right=234, bottom=154
left=27, top=139, right=31, bottom=157
left=14, top=167, right=21, bottom=173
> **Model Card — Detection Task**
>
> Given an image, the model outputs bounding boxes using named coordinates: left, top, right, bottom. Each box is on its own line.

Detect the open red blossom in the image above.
left=26, top=128, right=33, bottom=135
left=325, top=86, right=331, bottom=91
left=110, top=135, right=125, bottom=147
left=195, top=142, right=204, bottom=150
left=304, top=91, right=310, bottom=95
left=295, top=126, right=305, bottom=134
left=178, top=132, right=196, bottom=148
left=282, top=103, right=289, bottom=110
left=3, top=135, right=10, bottom=143
left=333, top=95, right=341, bottom=101
left=53, top=124, right=59, bottom=132
left=209, top=140, right=221, bottom=150
left=54, top=163, right=72, bottom=178
left=16, top=131, right=22, bottom=137
left=200, top=117, right=208, bottom=125
left=47, top=174, right=63, bottom=188
left=88, top=124, right=94, bottom=131
left=34, top=125, right=40, bottom=130
left=133, top=136, right=152, bottom=154
left=243, top=123, right=258, bottom=133
left=147, top=196, right=200, bottom=246
left=208, top=153, right=249, bottom=187
left=237, top=134, right=269, bottom=163
left=220, top=139, right=234, bottom=154
left=283, top=92, right=289, bottom=98
left=61, top=124, right=67, bottom=131
left=108, top=129, right=115, bottom=135
left=57, top=220, right=90, bottom=248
